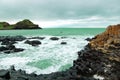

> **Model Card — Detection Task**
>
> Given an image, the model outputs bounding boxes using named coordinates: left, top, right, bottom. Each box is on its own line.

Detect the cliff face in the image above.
left=0, top=19, right=41, bottom=30
left=89, top=24, right=120, bottom=62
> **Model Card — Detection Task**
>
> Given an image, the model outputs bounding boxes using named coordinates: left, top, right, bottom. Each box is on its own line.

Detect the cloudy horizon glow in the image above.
left=0, top=0, right=120, bottom=28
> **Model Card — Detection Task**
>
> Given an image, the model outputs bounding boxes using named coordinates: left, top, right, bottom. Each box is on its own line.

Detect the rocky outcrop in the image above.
left=50, top=37, right=59, bottom=40
left=28, top=37, right=45, bottom=40
left=61, top=42, right=67, bottom=45
left=89, top=24, right=120, bottom=62
left=0, top=36, right=26, bottom=54
left=24, top=40, right=41, bottom=46
left=0, top=44, right=24, bottom=54
left=0, top=19, right=41, bottom=30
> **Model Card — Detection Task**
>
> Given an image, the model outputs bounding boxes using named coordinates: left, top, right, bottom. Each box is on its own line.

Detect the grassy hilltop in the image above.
left=0, top=19, right=41, bottom=30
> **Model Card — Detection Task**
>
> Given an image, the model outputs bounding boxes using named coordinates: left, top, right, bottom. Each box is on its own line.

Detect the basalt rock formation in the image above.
left=24, top=40, right=42, bottom=46
left=89, top=24, right=120, bottom=62
left=73, top=24, right=120, bottom=80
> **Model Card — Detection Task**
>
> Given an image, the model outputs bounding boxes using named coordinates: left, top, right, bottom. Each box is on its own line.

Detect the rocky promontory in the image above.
left=0, top=19, right=41, bottom=30
left=89, top=24, right=120, bottom=62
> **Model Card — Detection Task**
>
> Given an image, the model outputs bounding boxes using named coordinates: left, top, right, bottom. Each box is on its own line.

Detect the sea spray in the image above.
left=0, top=35, right=90, bottom=74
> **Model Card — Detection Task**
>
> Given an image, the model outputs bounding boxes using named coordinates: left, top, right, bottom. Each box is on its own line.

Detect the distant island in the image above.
left=0, top=19, right=42, bottom=30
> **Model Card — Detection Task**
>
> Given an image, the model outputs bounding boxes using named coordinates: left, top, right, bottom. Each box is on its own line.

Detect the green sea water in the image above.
left=0, top=28, right=105, bottom=74
left=0, top=28, right=105, bottom=36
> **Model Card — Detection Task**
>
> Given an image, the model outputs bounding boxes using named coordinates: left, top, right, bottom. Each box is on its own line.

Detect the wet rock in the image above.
left=16, top=76, right=28, bottom=80
left=0, top=70, right=10, bottom=79
left=50, top=37, right=59, bottom=40
left=25, top=40, right=41, bottom=46
left=1, top=40, right=17, bottom=45
left=0, top=46, right=8, bottom=51
left=0, top=44, right=24, bottom=54
left=61, top=42, right=67, bottom=45
left=85, top=38, right=92, bottom=41
left=10, top=65, right=15, bottom=71
left=28, top=37, right=45, bottom=40
left=0, top=36, right=26, bottom=42
left=6, top=44, right=15, bottom=50
left=61, top=37, right=67, bottom=39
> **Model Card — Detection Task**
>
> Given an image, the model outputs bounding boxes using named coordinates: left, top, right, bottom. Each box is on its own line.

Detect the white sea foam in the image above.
left=94, top=75, right=104, bottom=80
left=0, top=35, right=90, bottom=74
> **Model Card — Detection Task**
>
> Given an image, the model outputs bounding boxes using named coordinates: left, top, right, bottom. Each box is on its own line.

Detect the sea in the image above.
left=0, top=28, right=105, bottom=74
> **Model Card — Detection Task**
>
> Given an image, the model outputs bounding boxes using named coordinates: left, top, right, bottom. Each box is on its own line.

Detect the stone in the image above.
left=61, top=42, right=67, bottom=45
left=0, top=70, right=10, bottom=79
left=24, top=40, right=41, bottom=46
left=28, top=37, right=45, bottom=40
left=0, top=46, right=8, bottom=51
left=85, top=38, right=92, bottom=41
left=89, top=24, right=120, bottom=62
left=0, top=44, right=24, bottom=54
left=50, top=37, right=59, bottom=40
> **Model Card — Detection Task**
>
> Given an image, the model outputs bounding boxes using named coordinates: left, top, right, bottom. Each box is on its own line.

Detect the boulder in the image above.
left=0, top=44, right=24, bottom=54
left=61, top=42, right=67, bottom=45
left=0, top=70, right=10, bottom=79
left=0, top=46, right=8, bottom=51
left=50, top=37, right=59, bottom=40
left=1, top=40, right=17, bottom=45
left=24, top=40, right=41, bottom=46
left=28, top=37, right=45, bottom=40
left=0, top=36, right=26, bottom=42
left=85, top=38, right=92, bottom=41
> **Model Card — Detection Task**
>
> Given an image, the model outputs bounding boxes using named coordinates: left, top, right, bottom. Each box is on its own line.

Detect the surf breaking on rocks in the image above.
left=0, top=24, right=120, bottom=80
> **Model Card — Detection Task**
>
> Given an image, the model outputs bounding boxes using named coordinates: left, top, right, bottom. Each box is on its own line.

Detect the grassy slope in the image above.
left=0, top=24, right=14, bottom=30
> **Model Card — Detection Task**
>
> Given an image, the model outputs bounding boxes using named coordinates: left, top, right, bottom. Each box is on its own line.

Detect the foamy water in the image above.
left=0, top=35, right=91, bottom=74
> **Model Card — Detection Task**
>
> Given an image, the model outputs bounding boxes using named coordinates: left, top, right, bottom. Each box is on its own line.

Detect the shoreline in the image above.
left=0, top=24, right=120, bottom=80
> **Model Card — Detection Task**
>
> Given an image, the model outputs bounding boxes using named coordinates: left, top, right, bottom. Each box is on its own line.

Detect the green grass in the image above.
left=0, top=24, right=14, bottom=30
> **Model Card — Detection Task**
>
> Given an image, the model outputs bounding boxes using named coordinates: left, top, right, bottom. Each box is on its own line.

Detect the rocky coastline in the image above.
left=0, top=19, right=41, bottom=30
left=0, top=24, right=120, bottom=80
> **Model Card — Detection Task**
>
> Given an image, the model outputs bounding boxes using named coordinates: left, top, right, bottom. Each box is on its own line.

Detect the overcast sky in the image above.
left=0, top=0, right=120, bottom=27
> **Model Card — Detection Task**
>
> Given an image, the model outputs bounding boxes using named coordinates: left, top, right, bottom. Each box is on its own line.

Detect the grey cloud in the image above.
left=0, top=0, right=120, bottom=20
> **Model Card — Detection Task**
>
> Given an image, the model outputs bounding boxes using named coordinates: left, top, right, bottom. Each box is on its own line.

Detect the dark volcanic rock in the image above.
left=1, top=40, right=17, bottom=45
left=28, top=37, right=45, bottom=40
left=61, top=42, right=67, bottom=45
left=0, top=44, right=24, bottom=54
left=25, top=40, right=41, bottom=46
left=0, top=46, right=8, bottom=51
left=0, top=36, right=26, bottom=42
left=85, top=38, right=92, bottom=41
left=0, top=70, right=10, bottom=79
left=50, top=37, right=59, bottom=40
